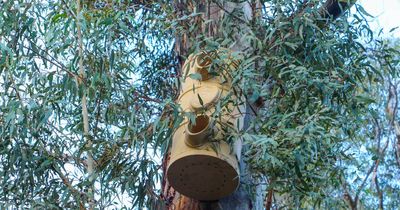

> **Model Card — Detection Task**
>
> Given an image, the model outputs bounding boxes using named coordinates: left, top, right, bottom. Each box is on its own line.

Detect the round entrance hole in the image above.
left=185, top=115, right=211, bottom=147
left=188, top=115, right=209, bottom=133
left=194, top=52, right=212, bottom=81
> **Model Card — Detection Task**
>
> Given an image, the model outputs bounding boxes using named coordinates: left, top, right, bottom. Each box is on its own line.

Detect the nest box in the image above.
left=167, top=51, right=244, bottom=201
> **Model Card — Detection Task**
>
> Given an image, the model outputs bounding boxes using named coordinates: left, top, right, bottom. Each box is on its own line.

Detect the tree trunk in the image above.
left=162, top=1, right=262, bottom=209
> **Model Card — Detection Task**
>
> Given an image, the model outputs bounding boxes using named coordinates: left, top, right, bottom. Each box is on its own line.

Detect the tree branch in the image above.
left=343, top=115, right=388, bottom=209
left=386, top=82, right=400, bottom=168
left=61, top=0, right=77, bottom=19
left=23, top=41, right=80, bottom=79
left=52, top=164, right=86, bottom=209
left=371, top=117, right=388, bottom=210
left=76, top=0, right=95, bottom=208
left=264, top=187, right=274, bottom=210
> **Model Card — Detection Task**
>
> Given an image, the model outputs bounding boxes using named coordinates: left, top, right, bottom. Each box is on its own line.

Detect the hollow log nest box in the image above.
left=166, top=51, right=245, bottom=201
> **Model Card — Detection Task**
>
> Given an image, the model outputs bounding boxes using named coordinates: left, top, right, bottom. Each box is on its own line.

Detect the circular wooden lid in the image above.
left=167, top=154, right=239, bottom=201
left=190, top=86, right=221, bottom=111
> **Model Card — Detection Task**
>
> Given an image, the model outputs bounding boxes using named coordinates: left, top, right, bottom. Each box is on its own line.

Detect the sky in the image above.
left=359, top=0, right=400, bottom=37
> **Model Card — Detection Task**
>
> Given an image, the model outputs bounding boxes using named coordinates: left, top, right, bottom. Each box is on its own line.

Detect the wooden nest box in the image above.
left=167, top=51, right=244, bottom=201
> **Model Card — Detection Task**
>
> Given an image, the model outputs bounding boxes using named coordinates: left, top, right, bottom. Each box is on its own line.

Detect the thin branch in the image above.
left=134, top=89, right=163, bottom=104
left=76, top=0, right=95, bottom=208
left=354, top=163, right=374, bottom=203
left=375, top=138, right=389, bottom=209
left=213, top=0, right=250, bottom=25
left=395, top=122, right=400, bottom=168
left=387, top=82, right=398, bottom=125
left=47, top=123, right=89, bottom=168
left=342, top=182, right=356, bottom=210
left=342, top=162, right=376, bottom=210
left=23, top=42, right=80, bottom=79
left=52, top=165, right=86, bottom=209
left=266, top=1, right=316, bottom=50
left=265, top=187, right=274, bottom=210
left=61, top=0, right=77, bottom=19
left=34, top=136, right=86, bottom=208
left=343, top=115, right=389, bottom=209
left=386, top=82, right=400, bottom=168
left=7, top=70, right=22, bottom=101
left=371, top=117, right=388, bottom=210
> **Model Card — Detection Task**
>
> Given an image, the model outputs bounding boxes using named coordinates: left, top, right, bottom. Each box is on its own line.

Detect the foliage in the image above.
left=0, top=0, right=176, bottom=208
left=0, top=0, right=399, bottom=209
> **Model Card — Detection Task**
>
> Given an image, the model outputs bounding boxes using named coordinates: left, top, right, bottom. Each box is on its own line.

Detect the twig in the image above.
left=61, top=0, right=77, bottom=19
left=7, top=70, right=22, bottom=101
left=52, top=164, right=86, bottom=209
left=23, top=41, right=80, bottom=79
left=386, top=82, right=400, bottom=168
left=371, top=117, right=388, bottom=210
left=343, top=116, right=390, bottom=209
left=265, top=187, right=274, bottom=210
left=213, top=0, right=250, bottom=25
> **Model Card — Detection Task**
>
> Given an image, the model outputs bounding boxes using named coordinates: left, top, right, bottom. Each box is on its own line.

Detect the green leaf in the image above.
left=188, top=73, right=202, bottom=80
left=389, top=26, right=399, bottom=33
left=197, top=93, right=204, bottom=106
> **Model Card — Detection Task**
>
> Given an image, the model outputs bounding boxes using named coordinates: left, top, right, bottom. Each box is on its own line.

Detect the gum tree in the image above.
left=0, top=0, right=399, bottom=209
